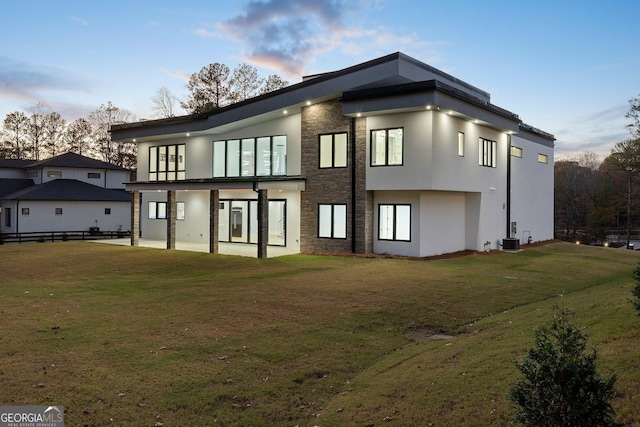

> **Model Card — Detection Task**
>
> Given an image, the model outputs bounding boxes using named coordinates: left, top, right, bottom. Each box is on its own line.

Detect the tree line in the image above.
left=555, top=95, right=640, bottom=246
left=0, top=63, right=289, bottom=168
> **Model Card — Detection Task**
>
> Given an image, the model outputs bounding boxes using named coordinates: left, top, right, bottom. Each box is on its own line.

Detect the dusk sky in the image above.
left=2, top=0, right=639, bottom=160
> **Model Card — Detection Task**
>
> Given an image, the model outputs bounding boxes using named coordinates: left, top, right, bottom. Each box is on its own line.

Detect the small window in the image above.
left=458, top=132, right=465, bottom=157
left=318, top=204, right=347, bottom=239
left=55, top=208, right=63, bottom=215
left=479, top=138, right=497, bottom=168
left=21, top=208, right=30, bottom=215
left=148, top=201, right=167, bottom=219
left=177, top=202, right=185, bottom=221
left=5, top=207, right=11, bottom=227
left=319, top=133, right=348, bottom=168
left=538, top=153, right=548, bottom=164
left=104, top=208, right=111, bottom=215
left=511, top=146, right=523, bottom=158
left=371, top=128, right=403, bottom=166
left=48, top=170, right=62, bottom=178
left=88, top=172, right=101, bottom=179
left=379, top=204, right=411, bottom=241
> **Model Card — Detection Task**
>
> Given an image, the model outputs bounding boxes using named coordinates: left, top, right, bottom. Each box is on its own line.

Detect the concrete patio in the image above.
left=94, top=238, right=300, bottom=258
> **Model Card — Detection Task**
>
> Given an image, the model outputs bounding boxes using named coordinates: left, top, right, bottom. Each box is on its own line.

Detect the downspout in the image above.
left=506, top=133, right=512, bottom=238
left=351, top=118, right=357, bottom=253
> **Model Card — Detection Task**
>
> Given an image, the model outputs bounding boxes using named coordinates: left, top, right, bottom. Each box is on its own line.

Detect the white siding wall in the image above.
left=7, top=201, right=129, bottom=233
left=510, top=134, right=554, bottom=244
left=30, top=167, right=128, bottom=188
left=136, top=114, right=302, bottom=181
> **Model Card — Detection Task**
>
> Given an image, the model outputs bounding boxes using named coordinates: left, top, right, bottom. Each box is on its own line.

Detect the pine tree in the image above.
left=510, top=306, right=620, bottom=427
left=632, top=263, right=640, bottom=316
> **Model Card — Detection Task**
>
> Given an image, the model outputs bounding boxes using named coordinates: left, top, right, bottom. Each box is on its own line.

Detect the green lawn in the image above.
left=0, top=241, right=638, bottom=426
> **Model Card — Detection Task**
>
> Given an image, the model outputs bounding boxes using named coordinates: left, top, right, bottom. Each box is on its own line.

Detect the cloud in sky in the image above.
left=202, top=0, right=439, bottom=79
left=70, top=16, right=89, bottom=26
left=0, top=57, right=92, bottom=115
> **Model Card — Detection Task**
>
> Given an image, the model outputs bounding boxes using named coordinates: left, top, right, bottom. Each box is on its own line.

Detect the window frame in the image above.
left=370, top=127, right=404, bottom=167
left=21, top=207, right=30, bottom=215
left=378, top=204, right=411, bottom=242
left=510, top=146, right=523, bottom=158
left=319, top=132, right=348, bottom=168
left=148, top=201, right=185, bottom=220
left=104, top=208, right=111, bottom=215
left=47, top=170, right=62, bottom=178
left=149, top=144, right=186, bottom=181
left=55, top=208, right=63, bottom=215
left=318, top=203, right=347, bottom=239
left=538, top=153, right=549, bottom=164
left=213, top=135, right=287, bottom=178
left=87, top=172, right=101, bottom=179
left=478, top=137, right=497, bottom=168
left=458, top=132, right=465, bottom=157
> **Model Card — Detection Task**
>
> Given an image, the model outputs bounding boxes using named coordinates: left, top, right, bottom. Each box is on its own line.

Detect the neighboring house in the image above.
left=0, top=152, right=131, bottom=235
left=111, top=52, right=554, bottom=258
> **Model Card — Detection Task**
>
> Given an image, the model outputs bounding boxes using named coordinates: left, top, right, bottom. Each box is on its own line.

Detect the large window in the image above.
left=379, top=204, right=411, bottom=241
left=319, top=133, right=347, bottom=168
left=213, top=136, right=286, bottom=178
left=218, top=199, right=287, bottom=246
left=149, top=144, right=186, bottom=181
left=371, top=128, right=403, bottom=166
left=318, top=204, right=347, bottom=239
left=148, top=201, right=185, bottom=220
left=479, top=138, right=497, bottom=168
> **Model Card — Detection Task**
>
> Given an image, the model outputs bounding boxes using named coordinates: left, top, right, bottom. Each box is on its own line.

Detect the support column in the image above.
left=257, top=189, right=268, bottom=259
left=130, top=190, right=139, bottom=246
left=209, top=189, right=219, bottom=254
left=167, top=190, right=176, bottom=250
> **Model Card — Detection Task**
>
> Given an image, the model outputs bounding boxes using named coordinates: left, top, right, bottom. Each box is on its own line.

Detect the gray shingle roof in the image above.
left=0, top=179, right=130, bottom=202
left=0, top=159, right=33, bottom=168
left=0, top=178, right=35, bottom=198
left=26, top=152, right=129, bottom=171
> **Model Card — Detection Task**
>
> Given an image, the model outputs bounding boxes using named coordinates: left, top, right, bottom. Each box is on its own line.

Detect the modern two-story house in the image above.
left=0, top=152, right=131, bottom=235
left=110, top=52, right=554, bottom=258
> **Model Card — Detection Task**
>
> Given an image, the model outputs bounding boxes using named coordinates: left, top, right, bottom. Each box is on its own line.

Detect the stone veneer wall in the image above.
left=300, top=99, right=373, bottom=254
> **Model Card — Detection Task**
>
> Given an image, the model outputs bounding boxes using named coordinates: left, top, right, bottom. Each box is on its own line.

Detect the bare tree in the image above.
left=66, top=118, right=93, bottom=156
left=181, top=63, right=231, bottom=114
left=42, top=112, right=67, bottom=158
left=1, top=111, right=30, bottom=159
left=627, top=95, right=640, bottom=138
left=260, top=74, right=289, bottom=95
left=88, top=102, right=136, bottom=168
left=151, top=86, right=180, bottom=118
left=608, top=138, right=640, bottom=246
left=230, top=63, right=263, bottom=102
left=27, top=102, right=51, bottom=160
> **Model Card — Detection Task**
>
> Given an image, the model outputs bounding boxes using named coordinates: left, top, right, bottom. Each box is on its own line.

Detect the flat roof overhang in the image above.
left=341, top=80, right=521, bottom=134
left=125, top=176, right=306, bottom=192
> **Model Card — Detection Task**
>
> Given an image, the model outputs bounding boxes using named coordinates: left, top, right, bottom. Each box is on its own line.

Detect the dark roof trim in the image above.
left=341, top=80, right=519, bottom=121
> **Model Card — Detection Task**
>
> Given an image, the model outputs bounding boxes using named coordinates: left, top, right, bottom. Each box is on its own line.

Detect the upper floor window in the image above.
left=149, top=144, right=185, bottom=181
left=319, top=133, right=348, bottom=168
left=538, top=153, right=548, bottom=164
left=458, top=132, right=465, bottom=157
left=48, top=170, right=62, bottom=178
left=511, top=146, right=523, bottom=158
left=88, top=172, right=101, bottom=179
left=479, top=138, right=497, bottom=168
left=371, top=128, right=403, bottom=166
left=213, top=135, right=286, bottom=178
